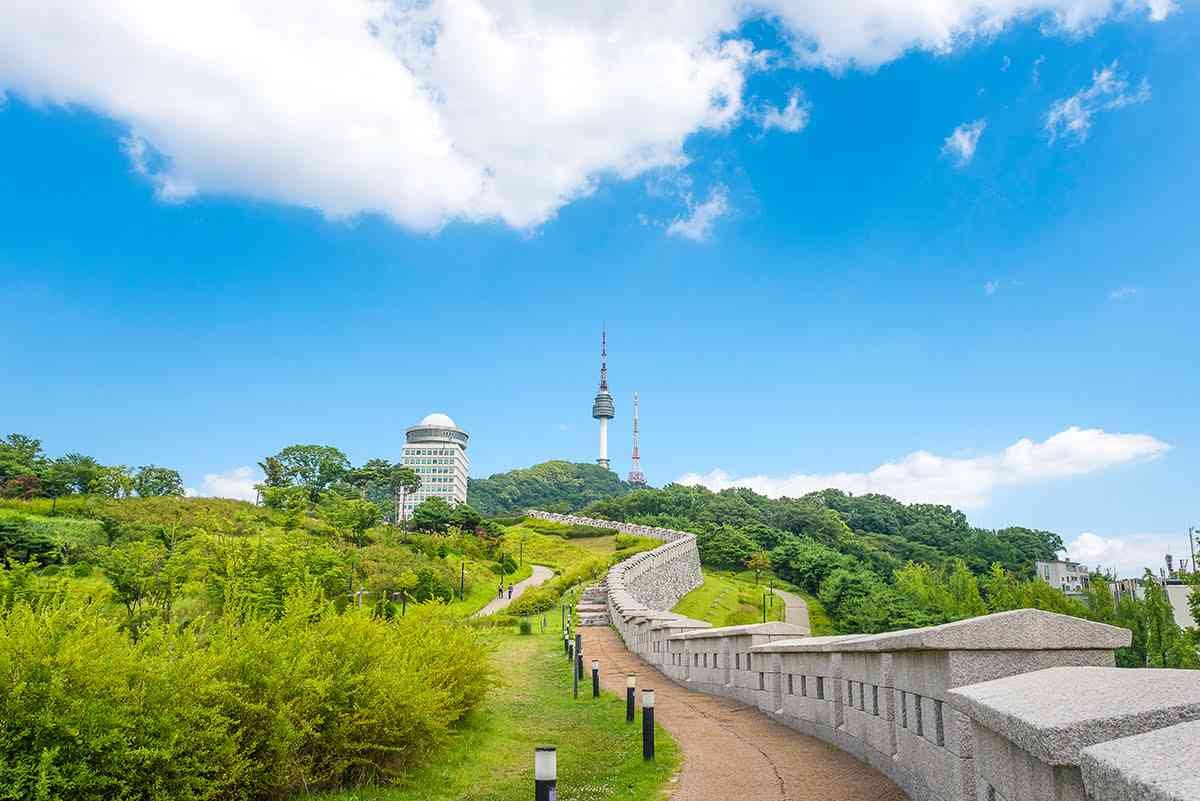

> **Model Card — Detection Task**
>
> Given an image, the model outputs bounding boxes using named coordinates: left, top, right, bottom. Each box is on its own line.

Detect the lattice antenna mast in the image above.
left=627, top=392, right=646, bottom=486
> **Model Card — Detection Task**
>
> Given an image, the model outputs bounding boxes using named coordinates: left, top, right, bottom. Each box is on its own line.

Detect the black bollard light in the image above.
left=572, top=641, right=579, bottom=698
left=534, top=745, right=556, bottom=801
left=575, top=634, right=583, bottom=681
left=642, top=689, right=656, bottom=761
left=626, top=673, right=636, bottom=722
left=762, top=593, right=767, bottom=623
left=591, top=659, right=600, bottom=698
left=564, top=629, right=569, bottom=657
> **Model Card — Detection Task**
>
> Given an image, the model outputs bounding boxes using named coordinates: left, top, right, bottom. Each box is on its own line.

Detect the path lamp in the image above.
left=1190, top=527, right=1198, bottom=576
left=564, top=628, right=570, bottom=657
left=642, top=689, right=656, bottom=761
left=460, top=561, right=466, bottom=600
left=591, top=659, right=600, bottom=698
left=575, top=634, right=583, bottom=681
left=762, top=593, right=767, bottom=623
left=626, top=673, right=637, bottom=722
left=534, top=745, right=557, bottom=801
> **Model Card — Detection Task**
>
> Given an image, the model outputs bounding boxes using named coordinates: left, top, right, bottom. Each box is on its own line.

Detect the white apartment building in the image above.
left=400, top=412, right=469, bottom=517
left=1035, top=558, right=1090, bottom=596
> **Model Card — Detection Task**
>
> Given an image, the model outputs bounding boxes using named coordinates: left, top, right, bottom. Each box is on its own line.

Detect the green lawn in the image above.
left=312, top=627, right=680, bottom=801
left=671, top=569, right=787, bottom=627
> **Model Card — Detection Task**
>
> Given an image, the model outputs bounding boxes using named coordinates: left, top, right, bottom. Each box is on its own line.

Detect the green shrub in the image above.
left=518, top=617, right=532, bottom=635
left=0, top=590, right=495, bottom=800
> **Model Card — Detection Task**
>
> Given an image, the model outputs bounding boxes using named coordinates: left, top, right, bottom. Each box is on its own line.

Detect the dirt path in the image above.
left=473, top=564, right=554, bottom=617
left=772, top=587, right=810, bottom=633
left=581, top=627, right=906, bottom=801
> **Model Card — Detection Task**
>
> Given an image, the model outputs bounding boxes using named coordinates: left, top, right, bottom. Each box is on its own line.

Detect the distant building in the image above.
left=1035, top=558, right=1090, bottom=596
left=400, top=412, right=469, bottom=516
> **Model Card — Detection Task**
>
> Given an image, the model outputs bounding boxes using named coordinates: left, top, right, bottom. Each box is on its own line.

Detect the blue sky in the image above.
left=2, top=2, right=1196, bottom=573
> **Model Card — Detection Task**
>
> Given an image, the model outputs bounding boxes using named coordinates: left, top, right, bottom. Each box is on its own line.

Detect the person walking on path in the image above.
left=507, top=584, right=513, bottom=599
left=474, top=565, right=554, bottom=617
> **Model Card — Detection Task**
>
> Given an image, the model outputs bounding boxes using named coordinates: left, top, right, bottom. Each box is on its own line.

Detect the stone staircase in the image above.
left=576, top=581, right=610, bottom=626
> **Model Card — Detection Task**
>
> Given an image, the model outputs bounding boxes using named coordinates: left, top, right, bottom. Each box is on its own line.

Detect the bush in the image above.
left=518, top=617, right=532, bottom=635
left=0, top=590, right=495, bottom=800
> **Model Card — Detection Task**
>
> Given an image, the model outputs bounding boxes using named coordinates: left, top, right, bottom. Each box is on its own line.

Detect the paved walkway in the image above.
left=473, top=564, right=554, bottom=617
left=582, top=627, right=906, bottom=801
left=772, top=587, right=810, bottom=633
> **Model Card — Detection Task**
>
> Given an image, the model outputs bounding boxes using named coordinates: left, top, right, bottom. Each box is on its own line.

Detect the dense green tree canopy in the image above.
left=467, top=461, right=629, bottom=516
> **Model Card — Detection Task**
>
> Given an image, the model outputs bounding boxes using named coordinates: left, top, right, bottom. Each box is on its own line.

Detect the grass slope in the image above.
left=313, top=627, right=679, bottom=801
left=672, top=569, right=787, bottom=627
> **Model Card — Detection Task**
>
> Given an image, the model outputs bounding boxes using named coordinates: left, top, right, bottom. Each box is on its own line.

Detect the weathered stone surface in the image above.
left=838, top=609, right=1130, bottom=652
left=671, top=621, right=806, bottom=640
left=947, top=667, right=1200, bottom=765
left=1080, top=720, right=1200, bottom=801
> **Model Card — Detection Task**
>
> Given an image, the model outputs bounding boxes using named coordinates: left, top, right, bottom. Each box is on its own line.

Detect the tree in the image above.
left=267, top=445, right=351, bottom=502
left=97, top=465, right=136, bottom=498
left=389, top=466, right=421, bottom=524
left=0, top=433, right=46, bottom=487
left=449, top=503, right=482, bottom=534
left=746, top=550, right=772, bottom=585
left=52, top=453, right=104, bottom=494
left=697, top=525, right=758, bottom=569
left=411, top=497, right=452, bottom=533
left=133, top=465, right=185, bottom=497
left=325, top=497, right=381, bottom=546
left=1143, top=570, right=1186, bottom=668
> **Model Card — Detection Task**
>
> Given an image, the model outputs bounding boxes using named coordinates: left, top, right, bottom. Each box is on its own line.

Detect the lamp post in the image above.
left=460, top=561, right=466, bottom=600
left=534, top=745, right=556, bottom=801
left=626, top=673, right=636, bottom=722
left=1190, top=527, right=1197, bottom=576
left=642, top=689, right=656, bottom=760
left=591, top=659, right=600, bottom=698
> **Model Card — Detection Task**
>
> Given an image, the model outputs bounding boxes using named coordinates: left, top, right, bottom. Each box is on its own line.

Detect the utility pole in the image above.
left=1190, top=527, right=1197, bottom=577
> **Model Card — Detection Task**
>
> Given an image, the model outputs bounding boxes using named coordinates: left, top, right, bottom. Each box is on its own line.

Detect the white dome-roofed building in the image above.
left=400, top=412, right=470, bottom=518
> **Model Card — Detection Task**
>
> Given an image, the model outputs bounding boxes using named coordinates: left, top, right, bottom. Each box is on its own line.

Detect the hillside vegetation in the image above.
left=585, top=483, right=1200, bottom=669
left=467, top=460, right=629, bottom=517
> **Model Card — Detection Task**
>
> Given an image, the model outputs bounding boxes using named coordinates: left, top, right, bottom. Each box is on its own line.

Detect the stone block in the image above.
left=1080, top=719, right=1200, bottom=801
left=947, top=666, right=1200, bottom=766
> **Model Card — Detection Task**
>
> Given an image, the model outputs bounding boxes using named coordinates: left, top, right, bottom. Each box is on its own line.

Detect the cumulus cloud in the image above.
left=0, top=2, right=1174, bottom=231
left=756, top=89, right=811, bottom=134
left=1065, top=530, right=1181, bottom=577
left=678, top=426, right=1169, bottom=510
left=196, top=466, right=262, bottom=502
left=666, top=185, right=730, bottom=242
left=984, top=279, right=1001, bottom=295
left=1046, top=61, right=1151, bottom=144
left=942, top=119, right=987, bottom=167
left=1109, top=286, right=1138, bottom=301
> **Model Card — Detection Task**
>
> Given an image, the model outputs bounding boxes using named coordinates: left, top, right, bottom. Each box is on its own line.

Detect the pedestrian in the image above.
left=497, top=585, right=503, bottom=599
left=507, top=584, right=513, bottom=599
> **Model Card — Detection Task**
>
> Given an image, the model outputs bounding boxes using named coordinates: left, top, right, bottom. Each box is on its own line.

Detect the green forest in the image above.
left=467, top=460, right=630, bottom=516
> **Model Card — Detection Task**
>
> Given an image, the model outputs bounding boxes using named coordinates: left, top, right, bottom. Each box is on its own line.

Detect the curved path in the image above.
left=772, top=587, right=810, bottom=633
left=582, top=627, right=906, bottom=801
left=473, top=564, right=554, bottom=617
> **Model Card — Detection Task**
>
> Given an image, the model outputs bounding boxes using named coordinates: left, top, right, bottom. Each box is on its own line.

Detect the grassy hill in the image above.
left=467, top=460, right=630, bottom=517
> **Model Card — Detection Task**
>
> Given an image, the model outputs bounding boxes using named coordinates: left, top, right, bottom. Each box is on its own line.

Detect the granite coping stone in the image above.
left=667, top=621, right=807, bottom=640
left=1079, top=719, right=1200, bottom=801
left=650, top=618, right=711, bottom=631
left=751, top=634, right=877, bottom=653
left=946, top=666, right=1200, bottom=765
left=836, top=609, right=1131, bottom=653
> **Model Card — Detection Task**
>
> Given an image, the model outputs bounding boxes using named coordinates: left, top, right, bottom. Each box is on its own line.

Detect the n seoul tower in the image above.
left=591, top=328, right=615, bottom=470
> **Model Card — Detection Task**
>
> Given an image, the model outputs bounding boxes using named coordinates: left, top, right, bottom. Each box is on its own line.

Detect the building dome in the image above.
left=418, top=412, right=458, bottom=428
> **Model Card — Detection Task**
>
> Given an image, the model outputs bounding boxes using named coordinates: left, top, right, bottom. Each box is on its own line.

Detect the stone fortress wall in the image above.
left=527, top=510, right=1200, bottom=801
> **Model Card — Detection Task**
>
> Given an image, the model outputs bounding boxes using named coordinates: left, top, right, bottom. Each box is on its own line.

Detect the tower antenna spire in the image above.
left=627, top=392, right=645, bottom=486
left=599, top=325, right=608, bottom=391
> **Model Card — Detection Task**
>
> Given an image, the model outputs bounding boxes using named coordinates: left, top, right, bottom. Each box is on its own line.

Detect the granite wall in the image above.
left=543, top=510, right=1200, bottom=801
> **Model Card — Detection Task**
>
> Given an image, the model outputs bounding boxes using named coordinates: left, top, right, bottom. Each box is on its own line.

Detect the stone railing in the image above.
left=552, top=505, right=1200, bottom=801
left=525, top=510, right=704, bottom=615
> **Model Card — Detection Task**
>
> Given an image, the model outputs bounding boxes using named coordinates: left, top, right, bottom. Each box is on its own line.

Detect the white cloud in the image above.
left=756, top=89, right=811, bottom=134
left=1109, top=286, right=1138, bottom=300
left=197, top=466, right=262, bottom=502
left=0, top=2, right=1174, bottom=232
left=1046, top=61, right=1151, bottom=144
left=942, top=118, right=987, bottom=167
left=984, top=279, right=1001, bottom=295
left=1065, top=530, right=1181, bottom=577
left=1001, top=55, right=1012, bottom=71
left=1032, top=54, right=1046, bottom=86
left=666, top=185, right=730, bottom=242
left=678, top=426, right=1169, bottom=510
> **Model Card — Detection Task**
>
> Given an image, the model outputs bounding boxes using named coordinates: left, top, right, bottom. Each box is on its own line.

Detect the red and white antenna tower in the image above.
left=627, top=392, right=646, bottom=486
